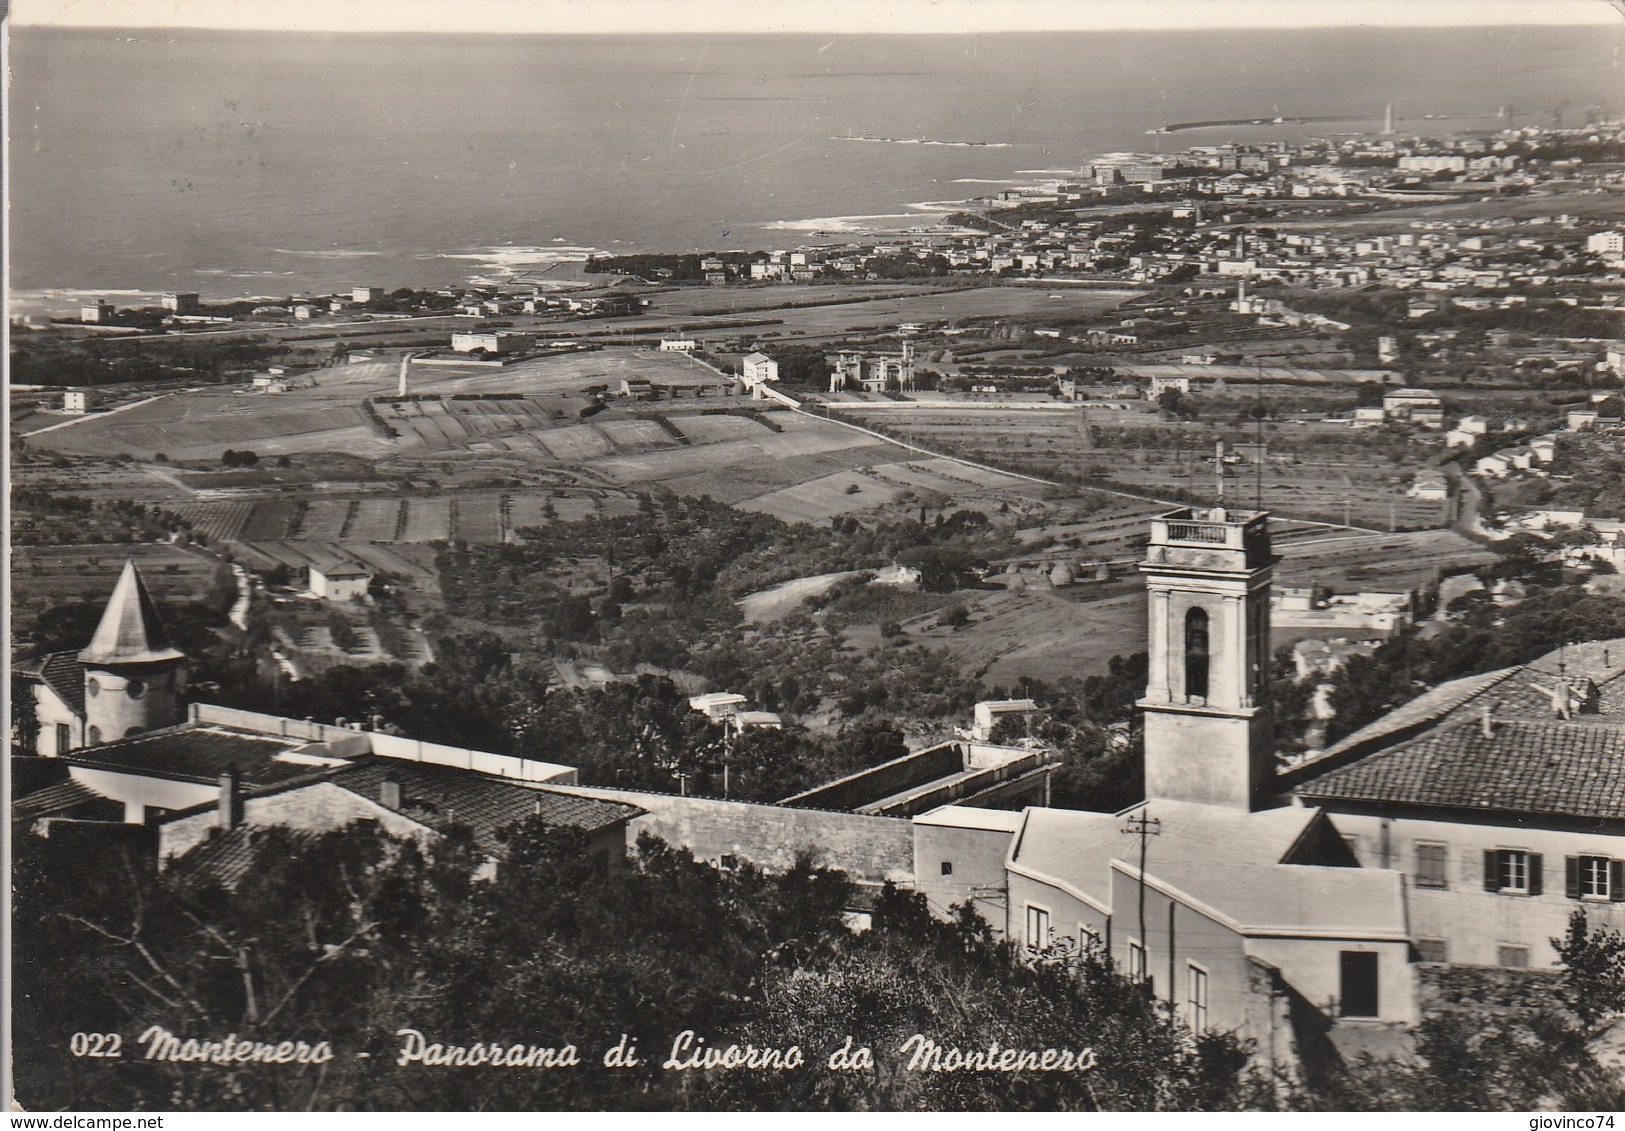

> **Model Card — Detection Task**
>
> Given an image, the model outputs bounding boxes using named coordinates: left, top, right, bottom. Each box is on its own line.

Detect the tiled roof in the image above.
left=1311, top=666, right=1521, bottom=762
left=12, top=779, right=122, bottom=825
left=13, top=651, right=88, bottom=718
left=64, top=725, right=339, bottom=787
left=1291, top=636, right=1625, bottom=779
left=166, top=826, right=325, bottom=890
left=325, top=761, right=642, bottom=855
left=1296, top=717, right=1625, bottom=822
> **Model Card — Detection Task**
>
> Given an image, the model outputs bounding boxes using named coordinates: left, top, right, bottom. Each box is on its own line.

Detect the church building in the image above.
left=13, top=561, right=187, bottom=755
left=917, top=505, right=1625, bottom=1060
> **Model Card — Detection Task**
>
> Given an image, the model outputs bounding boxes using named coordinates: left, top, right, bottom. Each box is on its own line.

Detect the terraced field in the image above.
left=13, top=542, right=223, bottom=633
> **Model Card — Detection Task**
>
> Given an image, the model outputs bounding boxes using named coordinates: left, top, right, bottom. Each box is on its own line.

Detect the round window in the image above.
left=86, top=678, right=101, bottom=697
left=127, top=679, right=146, bottom=700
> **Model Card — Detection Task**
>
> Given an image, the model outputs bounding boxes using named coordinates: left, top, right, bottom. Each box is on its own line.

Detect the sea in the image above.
left=8, top=24, right=1620, bottom=313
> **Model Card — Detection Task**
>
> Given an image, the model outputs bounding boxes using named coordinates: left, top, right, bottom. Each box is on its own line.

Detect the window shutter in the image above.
left=1483, top=849, right=1500, bottom=891
left=1529, top=854, right=1543, bottom=896
left=1566, top=856, right=1581, bottom=900
left=1611, top=860, right=1624, bottom=903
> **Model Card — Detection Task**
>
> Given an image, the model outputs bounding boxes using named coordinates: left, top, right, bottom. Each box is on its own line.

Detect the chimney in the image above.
left=1480, top=702, right=1496, bottom=738
left=217, top=766, right=240, bottom=829
left=379, top=778, right=402, bottom=810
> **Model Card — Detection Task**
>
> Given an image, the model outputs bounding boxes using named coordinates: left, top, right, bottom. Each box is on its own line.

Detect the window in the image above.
left=1184, top=607, right=1210, bottom=702
left=1416, top=938, right=1449, bottom=963
left=87, top=726, right=102, bottom=745
left=1025, top=905, right=1051, bottom=951
left=86, top=678, right=101, bottom=698
left=127, top=679, right=146, bottom=700
left=1415, top=843, right=1449, bottom=889
left=54, top=723, right=71, bottom=755
left=1339, top=951, right=1380, bottom=1018
left=1497, top=944, right=1530, bottom=969
left=941, top=861, right=954, bottom=876
left=1127, top=939, right=1147, bottom=982
left=1566, top=856, right=1624, bottom=902
left=1187, top=964, right=1209, bottom=1032
left=1484, top=849, right=1543, bottom=895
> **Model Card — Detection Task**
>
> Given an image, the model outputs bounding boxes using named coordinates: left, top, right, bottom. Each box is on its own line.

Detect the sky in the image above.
left=8, top=0, right=1623, bottom=34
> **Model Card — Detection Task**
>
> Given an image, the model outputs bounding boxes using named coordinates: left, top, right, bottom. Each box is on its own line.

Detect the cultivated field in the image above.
left=12, top=542, right=222, bottom=634
left=28, top=385, right=394, bottom=462
left=20, top=350, right=720, bottom=462
left=1273, top=529, right=1497, bottom=591
left=172, top=488, right=643, bottom=547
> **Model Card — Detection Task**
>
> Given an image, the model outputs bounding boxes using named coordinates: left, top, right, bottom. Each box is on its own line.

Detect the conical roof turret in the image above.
left=78, top=561, right=186, bottom=666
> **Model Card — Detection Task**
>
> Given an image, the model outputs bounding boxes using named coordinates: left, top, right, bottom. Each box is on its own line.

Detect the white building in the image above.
left=741, top=352, right=779, bottom=385
left=660, top=339, right=698, bottom=353
left=450, top=331, right=535, bottom=355
left=969, top=699, right=1039, bottom=743
left=309, top=561, right=373, bottom=602
left=63, top=390, right=93, bottom=414
left=688, top=692, right=749, bottom=721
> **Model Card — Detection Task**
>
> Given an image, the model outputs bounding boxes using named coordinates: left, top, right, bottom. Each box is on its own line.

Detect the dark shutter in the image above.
left=1566, top=856, right=1581, bottom=900
left=1484, top=849, right=1500, bottom=891
left=1611, top=860, right=1624, bottom=903
left=1529, top=854, right=1543, bottom=896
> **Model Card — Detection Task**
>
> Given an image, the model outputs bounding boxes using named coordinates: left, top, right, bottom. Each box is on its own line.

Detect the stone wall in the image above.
left=550, top=784, right=914, bottom=885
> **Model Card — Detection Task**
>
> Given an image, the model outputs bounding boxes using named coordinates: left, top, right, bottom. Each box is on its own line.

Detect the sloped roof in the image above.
left=1010, top=800, right=1407, bottom=936
left=323, top=760, right=643, bottom=856
left=11, top=779, right=122, bottom=825
left=1289, top=636, right=1625, bottom=782
left=314, top=561, right=372, bottom=579
left=78, top=561, right=186, bottom=666
left=166, top=826, right=325, bottom=890
left=13, top=650, right=88, bottom=717
left=65, top=725, right=343, bottom=787
left=1297, top=717, right=1625, bottom=822
left=1300, top=666, right=1521, bottom=767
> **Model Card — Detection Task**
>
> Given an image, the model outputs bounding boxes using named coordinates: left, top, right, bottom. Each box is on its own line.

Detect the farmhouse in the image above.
left=1381, top=388, right=1444, bottom=428
left=450, top=331, right=535, bottom=355
left=741, top=352, right=779, bottom=387
left=968, top=699, right=1040, bottom=742
left=688, top=692, right=749, bottom=721
left=1407, top=471, right=1450, bottom=500
left=309, top=560, right=373, bottom=602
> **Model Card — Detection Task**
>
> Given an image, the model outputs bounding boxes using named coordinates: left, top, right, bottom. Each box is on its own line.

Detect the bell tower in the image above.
left=79, top=561, right=187, bottom=745
left=1138, top=507, right=1275, bottom=809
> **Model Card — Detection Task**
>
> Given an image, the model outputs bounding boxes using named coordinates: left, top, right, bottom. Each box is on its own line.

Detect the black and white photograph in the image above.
left=6, top=0, right=1625, bottom=1114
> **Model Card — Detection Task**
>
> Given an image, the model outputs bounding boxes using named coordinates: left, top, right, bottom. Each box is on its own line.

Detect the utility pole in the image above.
left=1254, top=364, right=1265, bottom=510
left=1121, top=811, right=1162, bottom=982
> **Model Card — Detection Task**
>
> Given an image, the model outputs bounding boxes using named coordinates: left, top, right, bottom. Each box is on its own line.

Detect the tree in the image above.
left=1553, top=909, right=1625, bottom=1031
